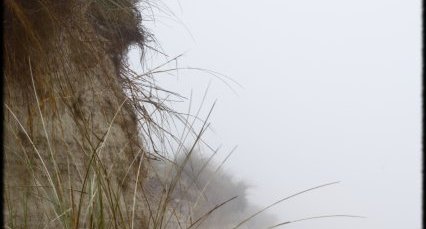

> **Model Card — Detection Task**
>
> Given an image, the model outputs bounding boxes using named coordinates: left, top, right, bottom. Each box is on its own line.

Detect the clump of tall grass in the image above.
left=4, top=85, right=274, bottom=228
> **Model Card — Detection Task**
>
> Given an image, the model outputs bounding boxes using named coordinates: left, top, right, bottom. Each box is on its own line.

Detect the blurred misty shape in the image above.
left=145, top=151, right=277, bottom=228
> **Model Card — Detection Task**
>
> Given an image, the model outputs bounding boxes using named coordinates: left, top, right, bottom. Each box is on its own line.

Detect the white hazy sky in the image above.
left=129, top=0, right=421, bottom=228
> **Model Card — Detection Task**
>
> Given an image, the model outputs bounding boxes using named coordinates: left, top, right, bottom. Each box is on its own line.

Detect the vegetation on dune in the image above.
left=3, top=0, right=274, bottom=228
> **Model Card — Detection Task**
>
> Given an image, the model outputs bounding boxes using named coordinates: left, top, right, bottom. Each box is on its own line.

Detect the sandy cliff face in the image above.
left=3, top=1, right=149, bottom=227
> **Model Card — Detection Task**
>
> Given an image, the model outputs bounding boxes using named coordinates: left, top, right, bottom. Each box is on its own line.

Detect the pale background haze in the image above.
left=128, top=0, right=422, bottom=228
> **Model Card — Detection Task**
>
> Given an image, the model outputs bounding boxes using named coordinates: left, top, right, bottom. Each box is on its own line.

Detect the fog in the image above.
left=129, top=0, right=421, bottom=228
left=145, top=151, right=278, bottom=228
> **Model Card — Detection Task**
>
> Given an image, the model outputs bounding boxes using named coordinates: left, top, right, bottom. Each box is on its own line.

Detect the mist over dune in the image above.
left=145, top=151, right=278, bottom=228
